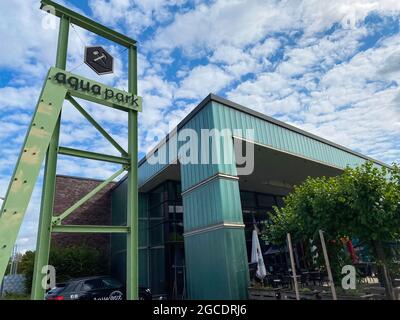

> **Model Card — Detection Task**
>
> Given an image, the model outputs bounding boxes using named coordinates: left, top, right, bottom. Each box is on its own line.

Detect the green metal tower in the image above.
left=0, top=0, right=141, bottom=300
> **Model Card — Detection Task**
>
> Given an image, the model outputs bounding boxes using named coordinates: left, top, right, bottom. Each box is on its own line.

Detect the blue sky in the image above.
left=0, top=0, right=399, bottom=251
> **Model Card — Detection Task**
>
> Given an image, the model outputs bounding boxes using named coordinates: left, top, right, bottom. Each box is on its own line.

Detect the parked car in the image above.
left=45, top=276, right=152, bottom=300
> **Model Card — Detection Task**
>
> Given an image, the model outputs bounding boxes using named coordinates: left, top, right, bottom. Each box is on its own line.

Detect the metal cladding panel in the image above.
left=138, top=150, right=169, bottom=187
left=111, top=179, right=127, bottom=226
left=184, top=227, right=249, bottom=299
left=111, top=182, right=148, bottom=223
left=182, top=178, right=243, bottom=231
left=180, top=102, right=220, bottom=191
left=138, top=102, right=238, bottom=191
left=179, top=102, right=237, bottom=191
left=212, top=101, right=366, bottom=169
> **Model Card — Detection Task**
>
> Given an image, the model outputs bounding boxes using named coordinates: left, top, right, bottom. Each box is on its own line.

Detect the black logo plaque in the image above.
left=84, top=46, right=114, bottom=75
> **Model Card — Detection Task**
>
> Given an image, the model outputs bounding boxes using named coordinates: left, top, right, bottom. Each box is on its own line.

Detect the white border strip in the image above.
left=181, top=173, right=239, bottom=197
left=183, top=222, right=245, bottom=237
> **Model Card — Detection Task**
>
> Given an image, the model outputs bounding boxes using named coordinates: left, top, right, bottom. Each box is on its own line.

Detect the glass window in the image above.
left=176, top=183, right=182, bottom=200
left=139, top=220, right=148, bottom=247
left=149, top=185, right=166, bottom=206
left=151, top=248, right=166, bottom=295
left=150, top=220, right=164, bottom=246
left=167, top=182, right=177, bottom=201
left=102, top=278, right=122, bottom=289
left=242, top=209, right=256, bottom=224
left=257, top=194, right=275, bottom=208
left=240, top=191, right=256, bottom=208
left=166, top=222, right=184, bottom=242
left=275, top=196, right=285, bottom=208
left=149, top=205, right=163, bottom=218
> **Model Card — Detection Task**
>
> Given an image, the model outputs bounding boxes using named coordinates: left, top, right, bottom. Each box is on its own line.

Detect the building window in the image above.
left=146, top=181, right=184, bottom=299
left=240, top=190, right=285, bottom=266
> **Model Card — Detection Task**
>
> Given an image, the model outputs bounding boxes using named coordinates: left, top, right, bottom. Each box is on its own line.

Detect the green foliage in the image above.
left=263, top=161, right=400, bottom=246
left=262, top=161, right=400, bottom=296
left=18, top=245, right=109, bottom=294
left=19, top=250, right=35, bottom=294
left=49, top=245, right=109, bottom=282
left=0, top=292, right=30, bottom=300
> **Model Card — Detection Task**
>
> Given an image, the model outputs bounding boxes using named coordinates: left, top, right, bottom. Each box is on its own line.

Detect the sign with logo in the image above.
left=84, top=46, right=113, bottom=75
left=48, top=67, right=142, bottom=112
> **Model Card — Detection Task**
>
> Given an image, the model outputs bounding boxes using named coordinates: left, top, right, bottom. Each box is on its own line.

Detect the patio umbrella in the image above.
left=251, top=228, right=267, bottom=280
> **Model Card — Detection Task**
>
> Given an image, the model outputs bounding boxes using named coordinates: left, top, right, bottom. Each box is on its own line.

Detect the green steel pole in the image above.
left=31, top=15, right=69, bottom=300
left=126, top=45, right=138, bottom=300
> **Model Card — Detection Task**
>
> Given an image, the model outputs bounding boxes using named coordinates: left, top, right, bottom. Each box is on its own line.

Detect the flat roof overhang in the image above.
left=138, top=163, right=180, bottom=193
left=136, top=138, right=343, bottom=195
left=138, top=94, right=390, bottom=169
left=234, top=138, right=343, bottom=195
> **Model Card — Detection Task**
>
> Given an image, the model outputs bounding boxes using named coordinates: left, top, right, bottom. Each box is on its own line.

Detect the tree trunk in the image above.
left=373, top=241, right=394, bottom=300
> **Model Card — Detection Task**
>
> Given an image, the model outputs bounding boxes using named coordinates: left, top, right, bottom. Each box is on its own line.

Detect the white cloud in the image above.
left=176, top=64, right=233, bottom=99
left=250, top=38, right=281, bottom=59
left=228, top=30, right=400, bottom=163
left=89, top=0, right=188, bottom=34
left=149, top=0, right=400, bottom=55
left=150, top=0, right=293, bottom=56
left=0, top=86, right=41, bottom=110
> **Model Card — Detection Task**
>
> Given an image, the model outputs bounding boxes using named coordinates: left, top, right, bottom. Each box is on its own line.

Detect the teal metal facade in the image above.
left=112, top=94, right=387, bottom=300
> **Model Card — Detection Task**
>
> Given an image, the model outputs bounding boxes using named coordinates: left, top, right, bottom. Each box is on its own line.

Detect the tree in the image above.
left=262, top=162, right=400, bottom=299
left=19, top=245, right=109, bottom=294
left=19, top=250, right=35, bottom=294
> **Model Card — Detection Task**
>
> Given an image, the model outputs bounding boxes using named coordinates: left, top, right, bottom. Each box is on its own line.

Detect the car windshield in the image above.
left=47, top=285, right=65, bottom=294
left=102, top=278, right=122, bottom=289
left=82, top=277, right=123, bottom=291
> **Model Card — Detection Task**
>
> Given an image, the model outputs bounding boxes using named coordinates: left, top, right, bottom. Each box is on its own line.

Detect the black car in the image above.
left=45, top=276, right=152, bottom=300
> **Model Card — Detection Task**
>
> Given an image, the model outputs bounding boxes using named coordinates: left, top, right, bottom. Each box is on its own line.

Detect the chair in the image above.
left=248, top=262, right=258, bottom=281
left=300, top=272, right=309, bottom=288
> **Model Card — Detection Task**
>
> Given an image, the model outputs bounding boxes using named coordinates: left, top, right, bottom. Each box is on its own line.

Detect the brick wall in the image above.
left=52, top=175, right=115, bottom=258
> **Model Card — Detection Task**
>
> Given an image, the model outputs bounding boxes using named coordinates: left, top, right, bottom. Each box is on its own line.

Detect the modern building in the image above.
left=106, top=93, right=388, bottom=300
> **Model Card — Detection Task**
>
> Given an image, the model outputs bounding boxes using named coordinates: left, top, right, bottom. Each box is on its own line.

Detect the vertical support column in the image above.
left=287, top=233, right=300, bottom=300
left=180, top=103, right=249, bottom=299
left=31, top=15, right=69, bottom=300
left=319, top=230, right=337, bottom=300
left=127, top=45, right=138, bottom=300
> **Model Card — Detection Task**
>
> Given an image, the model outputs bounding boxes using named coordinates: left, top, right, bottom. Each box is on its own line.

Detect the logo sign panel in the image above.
left=48, top=67, right=142, bottom=112
left=84, top=46, right=114, bottom=75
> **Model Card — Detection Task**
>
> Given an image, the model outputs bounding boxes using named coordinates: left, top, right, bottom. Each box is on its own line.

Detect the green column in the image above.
left=31, top=15, right=69, bottom=300
left=180, top=102, right=249, bottom=299
left=126, top=45, right=138, bottom=300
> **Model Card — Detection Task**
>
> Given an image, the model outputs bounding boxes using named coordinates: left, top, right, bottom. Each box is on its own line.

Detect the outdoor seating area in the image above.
left=252, top=269, right=329, bottom=290
left=260, top=263, right=378, bottom=290
left=248, top=261, right=400, bottom=300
